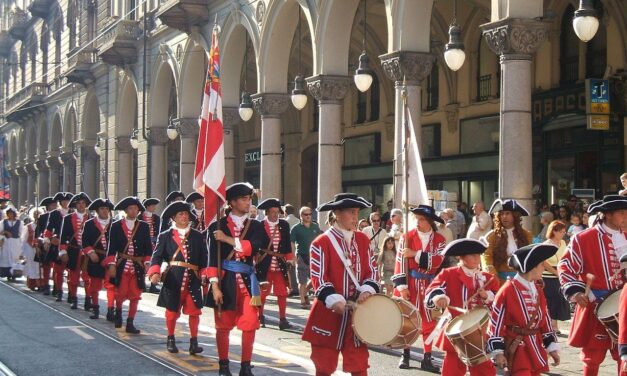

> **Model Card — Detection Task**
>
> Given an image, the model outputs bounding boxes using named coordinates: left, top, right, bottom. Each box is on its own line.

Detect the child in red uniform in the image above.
left=488, top=244, right=561, bottom=375
left=424, top=238, right=499, bottom=375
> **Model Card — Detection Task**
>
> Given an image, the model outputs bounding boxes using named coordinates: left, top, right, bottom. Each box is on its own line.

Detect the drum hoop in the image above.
left=445, top=308, right=489, bottom=337
left=595, top=290, right=620, bottom=319
left=352, top=294, right=408, bottom=347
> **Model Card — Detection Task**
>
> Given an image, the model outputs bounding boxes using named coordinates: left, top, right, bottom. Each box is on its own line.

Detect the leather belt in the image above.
left=507, top=325, right=539, bottom=336
left=170, top=261, right=199, bottom=271
left=117, top=253, right=144, bottom=263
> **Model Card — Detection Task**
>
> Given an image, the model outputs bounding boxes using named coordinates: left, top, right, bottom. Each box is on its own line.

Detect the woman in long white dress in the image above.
left=22, top=208, right=42, bottom=289
left=0, top=207, right=27, bottom=281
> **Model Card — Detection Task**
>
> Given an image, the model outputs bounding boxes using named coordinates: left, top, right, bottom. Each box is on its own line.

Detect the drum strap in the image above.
left=327, top=230, right=362, bottom=291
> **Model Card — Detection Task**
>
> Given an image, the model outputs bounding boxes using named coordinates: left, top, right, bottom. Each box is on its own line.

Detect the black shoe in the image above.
left=70, top=296, right=78, bottom=310
left=90, top=305, right=100, bottom=319
left=67, top=294, right=71, bottom=303
left=167, top=335, right=179, bottom=353
left=398, top=348, right=410, bottom=369
left=84, top=297, right=92, bottom=311
left=114, top=308, right=123, bottom=328
left=149, top=283, right=160, bottom=294
left=56, top=291, right=63, bottom=302
left=218, top=360, right=232, bottom=376
left=279, top=318, right=292, bottom=331
left=189, top=337, right=203, bottom=355
left=420, top=352, right=439, bottom=373
left=106, top=307, right=115, bottom=322
left=259, top=315, right=265, bottom=328
left=43, top=285, right=50, bottom=295
left=239, top=361, right=254, bottom=376
left=125, top=318, right=140, bottom=334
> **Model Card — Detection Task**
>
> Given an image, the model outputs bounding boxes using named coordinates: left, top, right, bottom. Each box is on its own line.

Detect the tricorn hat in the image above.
left=142, top=198, right=160, bottom=208
left=317, top=193, right=371, bottom=212
left=114, top=196, right=145, bottom=212
left=185, top=192, right=204, bottom=203
left=88, top=198, right=114, bottom=211
left=165, top=191, right=185, bottom=203
left=257, top=198, right=282, bottom=211
left=226, top=182, right=254, bottom=202
left=443, top=238, right=487, bottom=257
left=69, top=192, right=92, bottom=208
left=508, top=244, right=558, bottom=273
left=39, top=197, right=55, bottom=207
left=489, top=199, right=529, bottom=216
left=410, top=205, right=444, bottom=224
left=54, top=192, right=73, bottom=202
left=161, top=201, right=196, bottom=221
left=587, top=195, right=627, bottom=214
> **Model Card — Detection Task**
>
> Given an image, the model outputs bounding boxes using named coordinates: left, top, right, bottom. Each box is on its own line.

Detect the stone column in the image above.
left=60, top=150, right=77, bottom=193
left=176, top=117, right=198, bottom=194
left=25, top=163, right=37, bottom=205
left=379, top=51, right=435, bottom=208
left=46, top=153, right=62, bottom=194
left=17, top=165, right=27, bottom=206
left=306, top=75, right=350, bottom=206
left=251, top=93, right=290, bottom=200
left=222, top=107, right=240, bottom=186
left=148, top=127, right=168, bottom=204
left=35, top=157, right=49, bottom=199
left=481, top=18, right=549, bottom=228
left=116, top=137, right=134, bottom=198
left=9, top=170, right=19, bottom=204
left=81, top=146, right=99, bottom=198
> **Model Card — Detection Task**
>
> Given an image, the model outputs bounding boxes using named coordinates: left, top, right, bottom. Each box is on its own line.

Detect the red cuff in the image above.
left=82, top=247, right=94, bottom=256
left=59, top=245, right=67, bottom=251
left=284, top=252, right=294, bottom=261
left=103, top=255, right=116, bottom=266
left=199, top=267, right=207, bottom=277
left=206, top=266, right=218, bottom=279
left=44, top=230, right=53, bottom=239
left=237, top=240, right=252, bottom=257
left=143, top=256, right=151, bottom=263
left=147, top=264, right=161, bottom=277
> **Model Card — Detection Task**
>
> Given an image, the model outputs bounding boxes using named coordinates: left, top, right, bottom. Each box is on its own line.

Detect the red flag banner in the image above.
left=194, top=26, right=226, bottom=225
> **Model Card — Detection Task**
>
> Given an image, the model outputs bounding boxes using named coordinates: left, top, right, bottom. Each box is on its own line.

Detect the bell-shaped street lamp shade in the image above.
left=291, top=75, right=308, bottom=110
left=94, top=143, right=101, bottom=156
left=354, top=52, right=373, bottom=92
left=167, top=123, right=178, bottom=140
left=573, top=0, right=599, bottom=43
left=239, top=91, right=254, bottom=122
left=130, top=129, right=139, bottom=150
left=444, top=23, right=465, bottom=71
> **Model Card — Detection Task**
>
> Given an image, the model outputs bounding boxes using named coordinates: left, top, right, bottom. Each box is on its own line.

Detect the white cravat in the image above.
left=602, top=223, right=627, bottom=258
left=333, top=223, right=354, bottom=244
left=514, top=273, right=537, bottom=302
left=418, top=230, right=432, bottom=250
left=75, top=211, right=85, bottom=221
left=171, top=224, right=190, bottom=237
left=229, top=213, right=247, bottom=230
left=505, top=228, right=517, bottom=256
left=125, top=218, right=136, bottom=229
left=98, top=217, right=110, bottom=227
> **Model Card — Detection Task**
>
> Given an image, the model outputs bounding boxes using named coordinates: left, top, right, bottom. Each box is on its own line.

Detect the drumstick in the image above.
left=465, top=276, right=495, bottom=304
left=448, top=305, right=468, bottom=314
left=584, top=273, right=595, bottom=298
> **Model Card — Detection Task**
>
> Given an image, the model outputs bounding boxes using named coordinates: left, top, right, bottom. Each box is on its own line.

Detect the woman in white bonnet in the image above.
left=0, top=206, right=27, bottom=281
left=22, top=207, right=43, bottom=290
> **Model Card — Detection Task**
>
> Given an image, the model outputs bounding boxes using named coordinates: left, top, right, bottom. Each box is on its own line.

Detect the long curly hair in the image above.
left=492, top=211, right=529, bottom=266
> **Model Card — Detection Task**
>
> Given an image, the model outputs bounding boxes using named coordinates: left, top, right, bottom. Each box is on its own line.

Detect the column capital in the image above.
left=222, top=106, right=241, bottom=130
left=115, top=136, right=134, bottom=153
left=148, top=127, right=169, bottom=146
left=24, top=163, right=37, bottom=174
left=480, top=17, right=551, bottom=60
left=175, top=117, right=199, bottom=138
left=35, top=157, right=48, bottom=171
left=305, top=75, right=350, bottom=104
left=81, top=145, right=100, bottom=161
left=59, top=150, right=76, bottom=165
left=46, top=152, right=62, bottom=169
left=378, top=51, right=435, bottom=85
left=251, top=93, right=290, bottom=118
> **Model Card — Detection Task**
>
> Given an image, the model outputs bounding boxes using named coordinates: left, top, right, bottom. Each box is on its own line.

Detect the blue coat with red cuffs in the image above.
left=44, top=209, right=68, bottom=264
left=256, top=218, right=293, bottom=282
left=81, top=218, right=111, bottom=279
left=148, top=228, right=208, bottom=311
left=59, top=212, right=90, bottom=270
left=204, top=216, right=269, bottom=311
left=104, top=219, right=152, bottom=290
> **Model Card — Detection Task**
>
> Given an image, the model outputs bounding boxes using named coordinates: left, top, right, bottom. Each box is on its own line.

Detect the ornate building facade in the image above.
left=0, top=0, right=625, bottom=215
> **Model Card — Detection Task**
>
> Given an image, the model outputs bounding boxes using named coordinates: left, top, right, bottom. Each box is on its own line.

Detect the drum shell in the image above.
left=445, top=309, right=490, bottom=366
left=595, top=290, right=621, bottom=343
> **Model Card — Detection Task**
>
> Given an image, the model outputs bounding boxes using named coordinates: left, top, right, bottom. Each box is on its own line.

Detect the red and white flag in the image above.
left=194, top=27, right=226, bottom=225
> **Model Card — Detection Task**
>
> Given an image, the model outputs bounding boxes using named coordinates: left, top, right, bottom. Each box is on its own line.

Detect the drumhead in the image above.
left=597, top=290, right=620, bottom=318
left=446, top=308, right=489, bottom=336
left=353, top=294, right=402, bottom=345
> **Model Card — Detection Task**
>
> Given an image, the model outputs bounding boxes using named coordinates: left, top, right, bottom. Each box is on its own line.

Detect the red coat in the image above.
left=558, top=224, right=626, bottom=349
left=487, top=277, right=558, bottom=374
left=392, top=229, right=446, bottom=319
left=620, top=284, right=627, bottom=358
left=302, top=228, right=379, bottom=350
left=424, top=266, right=499, bottom=352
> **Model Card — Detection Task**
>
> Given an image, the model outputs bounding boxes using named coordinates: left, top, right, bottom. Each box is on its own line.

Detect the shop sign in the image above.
left=586, top=78, right=610, bottom=131
left=244, top=148, right=261, bottom=167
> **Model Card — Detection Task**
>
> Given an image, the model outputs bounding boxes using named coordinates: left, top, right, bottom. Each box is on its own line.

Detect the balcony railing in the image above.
left=5, top=82, right=48, bottom=119
left=560, top=57, right=579, bottom=84
left=96, top=19, right=141, bottom=66
left=64, top=48, right=97, bottom=84
left=8, top=8, right=29, bottom=40
left=478, top=74, right=492, bottom=101
left=156, top=0, right=209, bottom=33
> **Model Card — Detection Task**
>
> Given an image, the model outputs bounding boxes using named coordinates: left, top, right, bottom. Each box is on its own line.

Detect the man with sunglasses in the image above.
left=290, top=206, right=321, bottom=309
left=361, top=212, right=387, bottom=254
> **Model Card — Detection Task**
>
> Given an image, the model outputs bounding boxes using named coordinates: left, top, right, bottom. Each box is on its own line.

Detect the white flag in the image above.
left=402, top=106, right=429, bottom=208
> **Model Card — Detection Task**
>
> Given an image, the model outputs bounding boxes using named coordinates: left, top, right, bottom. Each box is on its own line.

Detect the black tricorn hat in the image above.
left=317, top=193, right=371, bottom=212
left=39, top=197, right=55, bottom=207
left=226, top=182, right=254, bottom=201
left=114, top=196, right=145, bottom=212
left=54, top=192, right=73, bottom=202
left=69, top=192, right=92, bottom=208
left=410, top=204, right=444, bottom=224
left=161, top=201, right=196, bottom=221
left=508, top=244, right=558, bottom=273
left=165, top=191, right=185, bottom=203
left=489, top=199, right=530, bottom=216
left=257, top=198, right=282, bottom=211
left=88, top=198, right=114, bottom=211
left=142, top=198, right=160, bottom=207
left=444, top=238, right=487, bottom=257
left=186, top=192, right=204, bottom=203
left=588, top=195, right=627, bottom=214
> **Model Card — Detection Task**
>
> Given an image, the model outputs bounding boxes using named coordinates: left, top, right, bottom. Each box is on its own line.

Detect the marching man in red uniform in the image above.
left=149, top=201, right=208, bottom=355
left=488, top=243, right=561, bottom=375
left=81, top=198, right=114, bottom=320
left=105, top=197, right=152, bottom=333
left=256, top=198, right=294, bottom=330
left=392, top=204, right=446, bottom=371
left=35, top=196, right=56, bottom=295
left=424, top=238, right=499, bottom=375
left=302, top=193, right=379, bottom=376
left=43, top=192, right=73, bottom=302
left=205, top=182, right=269, bottom=376
left=560, top=194, right=627, bottom=375
left=142, top=198, right=161, bottom=294
left=59, top=192, right=92, bottom=310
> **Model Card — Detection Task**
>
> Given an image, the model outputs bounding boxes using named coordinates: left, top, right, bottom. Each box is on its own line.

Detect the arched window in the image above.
left=585, top=1, right=606, bottom=78
left=560, top=5, right=579, bottom=84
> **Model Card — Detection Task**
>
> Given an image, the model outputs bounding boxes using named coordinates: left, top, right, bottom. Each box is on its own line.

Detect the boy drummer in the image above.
left=424, top=239, right=499, bottom=375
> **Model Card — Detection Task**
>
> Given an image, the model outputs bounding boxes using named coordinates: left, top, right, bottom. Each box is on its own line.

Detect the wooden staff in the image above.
left=216, top=197, right=222, bottom=318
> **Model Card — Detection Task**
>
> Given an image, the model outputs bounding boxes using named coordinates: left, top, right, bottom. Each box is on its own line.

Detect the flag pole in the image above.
left=402, top=76, right=409, bottom=234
